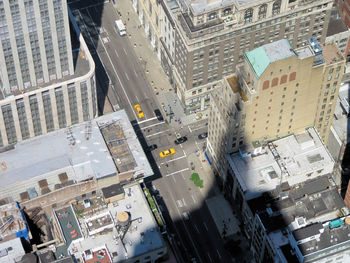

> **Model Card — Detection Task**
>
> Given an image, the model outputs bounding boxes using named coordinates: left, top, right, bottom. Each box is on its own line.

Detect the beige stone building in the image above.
left=207, top=38, right=345, bottom=176
left=132, top=0, right=163, bottom=59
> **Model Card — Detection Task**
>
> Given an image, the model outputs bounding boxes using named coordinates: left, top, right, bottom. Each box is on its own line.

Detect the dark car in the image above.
left=154, top=109, right=164, bottom=121
left=147, top=144, right=158, bottom=151
left=198, top=132, right=208, bottom=140
left=175, top=136, right=188, bottom=145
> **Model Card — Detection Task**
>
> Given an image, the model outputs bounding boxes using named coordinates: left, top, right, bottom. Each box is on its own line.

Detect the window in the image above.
left=272, top=1, right=281, bottom=15
left=259, top=4, right=267, bottom=19
left=289, top=72, right=296, bottom=81
left=272, top=78, right=278, bottom=87
left=208, top=12, right=217, bottom=20
left=280, top=75, right=287, bottom=84
left=263, top=80, right=269, bottom=90
left=244, top=8, right=253, bottom=23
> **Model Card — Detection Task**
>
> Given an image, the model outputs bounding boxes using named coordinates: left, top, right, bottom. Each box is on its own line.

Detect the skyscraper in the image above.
left=207, top=38, right=345, bottom=177
left=0, top=0, right=96, bottom=147
left=0, top=0, right=74, bottom=91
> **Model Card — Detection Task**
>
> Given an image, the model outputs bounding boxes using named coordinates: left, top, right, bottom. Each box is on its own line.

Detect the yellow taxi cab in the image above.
left=159, top=148, right=176, bottom=158
left=134, top=104, right=144, bottom=118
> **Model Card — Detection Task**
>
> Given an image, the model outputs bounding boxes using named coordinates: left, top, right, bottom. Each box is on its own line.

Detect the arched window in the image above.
left=273, top=1, right=281, bottom=15
left=244, top=8, right=253, bottom=23
left=280, top=75, right=287, bottom=84
left=272, top=78, right=279, bottom=87
left=208, top=12, right=217, bottom=20
left=289, top=72, right=296, bottom=81
left=263, top=80, right=270, bottom=90
left=259, top=4, right=267, bottom=19
left=222, top=8, right=232, bottom=16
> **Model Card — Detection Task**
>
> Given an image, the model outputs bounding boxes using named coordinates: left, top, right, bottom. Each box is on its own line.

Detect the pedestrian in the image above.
left=127, top=17, right=130, bottom=21
left=127, top=12, right=130, bottom=16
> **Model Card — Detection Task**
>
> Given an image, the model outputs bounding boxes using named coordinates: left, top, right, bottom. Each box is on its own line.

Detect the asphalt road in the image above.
left=68, top=1, right=233, bottom=262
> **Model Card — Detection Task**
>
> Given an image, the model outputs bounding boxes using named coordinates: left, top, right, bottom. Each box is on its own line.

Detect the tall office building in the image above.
left=207, top=38, right=345, bottom=177
left=154, top=0, right=334, bottom=114
left=0, top=0, right=96, bottom=147
left=0, top=0, right=74, bottom=90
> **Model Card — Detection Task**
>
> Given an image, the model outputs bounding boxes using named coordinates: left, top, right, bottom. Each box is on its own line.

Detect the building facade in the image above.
left=0, top=1, right=96, bottom=147
left=0, top=0, right=74, bottom=91
left=335, top=0, right=350, bottom=28
left=207, top=38, right=345, bottom=177
left=155, top=0, right=334, bottom=114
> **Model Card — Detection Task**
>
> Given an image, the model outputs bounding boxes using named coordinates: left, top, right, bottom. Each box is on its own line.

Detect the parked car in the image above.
left=154, top=109, right=164, bottom=121
left=198, top=132, right=208, bottom=139
left=159, top=148, right=176, bottom=158
left=147, top=144, right=157, bottom=151
left=175, top=136, right=188, bottom=145
left=134, top=104, right=144, bottom=118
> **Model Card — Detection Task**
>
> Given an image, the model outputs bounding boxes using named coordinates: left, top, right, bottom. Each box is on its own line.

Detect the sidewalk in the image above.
left=186, top=152, right=220, bottom=197
left=112, top=1, right=208, bottom=128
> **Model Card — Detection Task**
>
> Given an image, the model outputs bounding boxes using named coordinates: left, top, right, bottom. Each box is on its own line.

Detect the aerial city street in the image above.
left=1, top=0, right=350, bottom=263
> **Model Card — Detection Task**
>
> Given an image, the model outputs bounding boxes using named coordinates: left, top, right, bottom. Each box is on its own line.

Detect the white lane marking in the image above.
left=207, top=253, right=212, bottom=262
left=159, top=155, right=187, bottom=165
left=114, top=49, right=119, bottom=57
left=176, top=199, right=183, bottom=208
left=141, top=121, right=165, bottom=130
left=191, top=195, right=196, bottom=203
left=172, top=175, right=176, bottom=183
left=123, top=48, right=127, bottom=55
left=182, top=198, right=186, bottom=207
left=167, top=189, right=203, bottom=262
left=182, top=173, right=186, bottom=180
left=135, top=95, right=139, bottom=101
left=180, top=144, right=183, bottom=149
left=188, top=126, right=192, bottom=133
left=125, top=72, right=130, bottom=80
left=145, top=129, right=170, bottom=138
left=191, top=125, right=207, bottom=132
left=165, top=168, right=189, bottom=177
left=217, top=249, right=221, bottom=259
left=85, top=9, right=137, bottom=120
left=134, top=68, right=138, bottom=76
left=194, top=224, right=199, bottom=233
left=203, top=222, right=209, bottom=231
left=137, top=116, right=157, bottom=124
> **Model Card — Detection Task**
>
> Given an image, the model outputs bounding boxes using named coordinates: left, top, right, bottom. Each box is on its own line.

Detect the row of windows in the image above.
left=262, top=72, right=296, bottom=90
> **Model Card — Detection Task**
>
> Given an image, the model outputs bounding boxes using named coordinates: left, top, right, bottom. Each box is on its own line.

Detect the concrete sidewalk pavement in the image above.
left=186, top=152, right=220, bottom=197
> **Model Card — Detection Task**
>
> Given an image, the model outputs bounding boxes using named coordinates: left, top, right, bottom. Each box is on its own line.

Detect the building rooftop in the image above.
left=251, top=176, right=346, bottom=233
left=227, top=128, right=335, bottom=200
left=55, top=206, right=83, bottom=248
left=332, top=83, right=350, bottom=144
left=245, top=39, right=295, bottom=78
left=0, top=237, right=25, bottom=262
left=0, top=110, right=153, bottom=201
left=322, top=43, right=344, bottom=64
left=248, top=174, right=350, bottom=261
left=294, top=216, right=350, bottom=257
left=0, top=202, right=29, bottom=242
left=95, top=111, right=153, bottom=179
left=186, top=0, right=254, bottom=16
left=70, top=184, right=166, bottom=262
left=295, top=46, right=314, bottom=60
